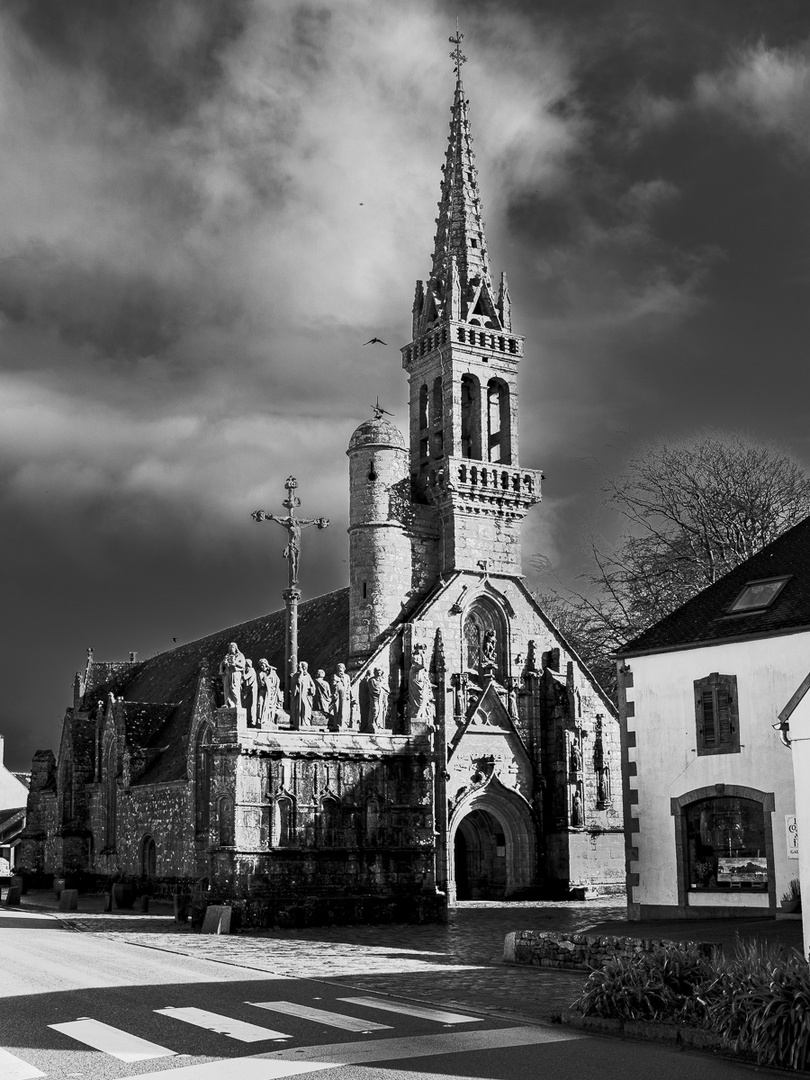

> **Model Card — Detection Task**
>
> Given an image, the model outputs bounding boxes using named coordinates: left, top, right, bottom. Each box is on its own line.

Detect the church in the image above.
left=19, top=37, right=623, bottom=925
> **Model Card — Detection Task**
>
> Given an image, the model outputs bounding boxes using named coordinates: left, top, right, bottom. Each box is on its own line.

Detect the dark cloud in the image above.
left=8, top=0, right=248, bottom=126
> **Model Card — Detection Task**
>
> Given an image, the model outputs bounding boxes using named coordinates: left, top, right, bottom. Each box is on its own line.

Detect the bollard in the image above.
left=173, top=893, right=189, bottom=923
left=201, top=905, right=232, bottom=935
left=4, top=885, right=22, bottom=907
left=139, top=894, right=150, bottom=913
left=59, top=889, right=78, bottom=912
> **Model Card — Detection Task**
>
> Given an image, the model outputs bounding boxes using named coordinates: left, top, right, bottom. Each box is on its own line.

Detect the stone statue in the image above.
left=571, top=790, right=583, bottom=828
left=313, top=669, right=333, bottom=716
left=257, top=659, right=280, bottom=726
left=570, top=741, right=582, bottom=773
left=242, top=658, right=258, bottom=726
left=330, top=663, right=352, bottom=730
left=480, top=629, right=498, bottom=677
left=363, top=667, right=389, bottom=732
left=291, top=661, right=316, bottom=729
left=219, top=642, right=246, bottom=708
left=408, top=643, right=434, bottom=726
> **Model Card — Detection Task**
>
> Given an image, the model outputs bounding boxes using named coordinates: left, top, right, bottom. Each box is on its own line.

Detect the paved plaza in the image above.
left=13, top=892, right=805, bottom=1027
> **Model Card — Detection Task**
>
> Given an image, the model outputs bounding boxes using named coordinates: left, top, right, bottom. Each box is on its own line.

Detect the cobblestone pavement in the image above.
left=19, top=893, right=804, bottom=1025
left=23, top=895, right=622, bottom=1022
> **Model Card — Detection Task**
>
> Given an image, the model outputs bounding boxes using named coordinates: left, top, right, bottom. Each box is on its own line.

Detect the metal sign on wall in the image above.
left=786, top=815, right=800, bottom=860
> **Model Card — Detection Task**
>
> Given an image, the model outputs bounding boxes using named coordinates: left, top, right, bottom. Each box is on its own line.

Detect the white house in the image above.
left=0, top=735, right=29, bottom=872
left=616, top=518, right=810, bottom=920
left=774, top=674, right=810, bottom=954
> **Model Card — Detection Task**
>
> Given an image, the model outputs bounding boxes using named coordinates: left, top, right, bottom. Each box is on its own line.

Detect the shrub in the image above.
left=706, top=939, right=810, bottom=1071
left=571, top=943, right=714, bottom=1025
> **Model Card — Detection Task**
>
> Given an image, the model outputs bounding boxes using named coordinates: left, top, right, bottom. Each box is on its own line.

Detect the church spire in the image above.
left=416, top=28, right=506, bottom=335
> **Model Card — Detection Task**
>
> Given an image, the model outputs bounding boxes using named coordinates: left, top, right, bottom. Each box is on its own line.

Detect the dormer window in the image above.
left=727, top=576, right=790, bottom=614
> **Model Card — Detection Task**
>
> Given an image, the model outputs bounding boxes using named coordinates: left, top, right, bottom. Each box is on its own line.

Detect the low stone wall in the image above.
left=503, top=930, right=717, bottom=971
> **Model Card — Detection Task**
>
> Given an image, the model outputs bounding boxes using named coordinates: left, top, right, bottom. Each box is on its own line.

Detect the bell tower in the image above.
left=401, top=30, right=542, bottom=577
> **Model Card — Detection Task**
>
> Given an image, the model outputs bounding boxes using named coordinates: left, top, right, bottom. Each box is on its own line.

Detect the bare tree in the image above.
left=537, top=433, right=810, bottom=697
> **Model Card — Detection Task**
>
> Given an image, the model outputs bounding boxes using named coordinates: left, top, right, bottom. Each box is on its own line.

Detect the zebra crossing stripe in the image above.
left=155, top=1006, right=291, bottom=1042
left=247, top=1000, right=392, bottom=1032
left=122, top=1058, right=339, bottom=1078
left=336, top=996, right=482, bottom=1024
left=49, top=1018, right=176, bottom=1062
left=0, top=1047, right=46, bottom=1079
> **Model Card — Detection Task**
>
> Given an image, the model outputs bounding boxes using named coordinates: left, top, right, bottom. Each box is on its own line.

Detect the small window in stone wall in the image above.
left=317, top=797, right=341, bottom=848
left=218, top=795, right=235, bottom=847
left=694, top=673, right=740, bottom=755
left=275, top=797, right=294, bottom=847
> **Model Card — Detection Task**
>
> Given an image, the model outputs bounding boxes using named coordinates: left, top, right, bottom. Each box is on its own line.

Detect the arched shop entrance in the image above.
left=449, top=782, right=537, bottom=902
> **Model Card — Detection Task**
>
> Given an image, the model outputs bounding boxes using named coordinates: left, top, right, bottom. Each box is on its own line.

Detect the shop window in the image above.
left=694, top=673, right=739, bottom=756
left=684, top=796, right=767, bottom=892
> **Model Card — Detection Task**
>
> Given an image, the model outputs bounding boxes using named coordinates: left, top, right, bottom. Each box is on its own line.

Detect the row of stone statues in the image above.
left=218, top=641, right=436, bottom=732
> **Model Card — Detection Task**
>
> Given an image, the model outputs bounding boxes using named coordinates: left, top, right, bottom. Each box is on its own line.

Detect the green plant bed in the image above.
left=570, top=937, right=810, bottom=1072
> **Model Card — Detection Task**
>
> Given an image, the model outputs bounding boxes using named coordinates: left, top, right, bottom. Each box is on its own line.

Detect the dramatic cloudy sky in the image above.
left=3, top=0, right=810, bottom=769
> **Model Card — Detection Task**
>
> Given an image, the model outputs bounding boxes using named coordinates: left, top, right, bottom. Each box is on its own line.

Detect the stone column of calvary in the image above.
left=252, top=476, right=329, bottom=708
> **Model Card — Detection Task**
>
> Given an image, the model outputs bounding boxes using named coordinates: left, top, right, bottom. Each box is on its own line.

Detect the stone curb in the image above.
left=558, top=1012, right=731, bottom=1055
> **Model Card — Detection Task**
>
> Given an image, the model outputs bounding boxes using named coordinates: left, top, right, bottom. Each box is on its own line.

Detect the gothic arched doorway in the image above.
left=454, top=809, right=506, bottom=899
left=449, top=782, right=537, bottom=902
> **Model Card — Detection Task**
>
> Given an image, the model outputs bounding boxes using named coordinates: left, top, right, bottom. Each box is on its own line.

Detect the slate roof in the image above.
left=89, top=588, right=350, bottom=786
left=619, top=515, right=810, bottom=657
left=0, top=806, right=26, bottom=843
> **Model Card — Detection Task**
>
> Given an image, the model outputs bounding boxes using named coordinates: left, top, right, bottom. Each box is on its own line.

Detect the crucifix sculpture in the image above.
left=252, top=476, right=329, bottom=706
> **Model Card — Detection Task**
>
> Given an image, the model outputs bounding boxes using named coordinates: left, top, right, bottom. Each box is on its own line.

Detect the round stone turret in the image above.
left=347, top=414, right=411, bottom=662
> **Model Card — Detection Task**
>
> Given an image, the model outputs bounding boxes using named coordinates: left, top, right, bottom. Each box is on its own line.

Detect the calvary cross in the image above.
left=252, top=476, right=329, bottom=705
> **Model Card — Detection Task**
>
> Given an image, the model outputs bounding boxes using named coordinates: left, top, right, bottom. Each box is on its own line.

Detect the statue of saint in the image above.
left=242, top=658, right=258, bottom=726
left=313, top=669, right=333, bottom=716
left=480, top=629, right=498, bottom=677
left=362, top=667, right=389, bottom=732
left=219, top=642, right=246, bottom=708
left=291, top=661, right=315, bottom=729
left=330, top=663, right=352, bottom=730
left=571, top=790, right=583, bottom=828
left=408, top=644, right=434, bottom=726
left=257, top=659, right=281, bottom=726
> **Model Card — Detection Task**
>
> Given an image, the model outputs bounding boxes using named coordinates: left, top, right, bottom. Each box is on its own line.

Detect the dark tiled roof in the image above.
left=0, top=806, right=26, bottom=842
left=116, top=588, right=350, bottom=785
left=619, top=515, right=810, bottom=656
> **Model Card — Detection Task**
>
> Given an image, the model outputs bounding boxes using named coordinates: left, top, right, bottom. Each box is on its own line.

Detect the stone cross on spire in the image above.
left=252, top=477, right=329, bottom=704
left=449, top=23, right=466, bottom=76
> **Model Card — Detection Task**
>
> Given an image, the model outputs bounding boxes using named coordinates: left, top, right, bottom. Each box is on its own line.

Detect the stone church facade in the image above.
left=19, top=47, right=623, bottom=924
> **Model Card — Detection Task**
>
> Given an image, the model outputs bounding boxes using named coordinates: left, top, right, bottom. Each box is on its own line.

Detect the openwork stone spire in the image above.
left=414, top=28, right=510, bottom=337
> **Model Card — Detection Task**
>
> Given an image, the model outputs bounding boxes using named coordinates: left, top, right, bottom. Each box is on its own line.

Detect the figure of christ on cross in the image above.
left=252, top=476, right=329, bottom=709
left=252, top=476, right=329, bottom=589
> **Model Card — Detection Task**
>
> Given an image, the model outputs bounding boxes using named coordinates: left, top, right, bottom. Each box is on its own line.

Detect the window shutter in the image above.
left=702, top=690, right=716, bottom=746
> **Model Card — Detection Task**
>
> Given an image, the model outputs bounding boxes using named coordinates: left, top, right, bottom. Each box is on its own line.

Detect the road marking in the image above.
left=0, top=1047, right=46, bottom=1079
left=49, top=1018, right=176, bottom=1062
left=336, top=996, right=482, bottom=1024
left=126, top=1059, right=338, bottom=1078
left=155, top=1006, right=291, bottom=1043
left=261, top=1024, right=586, bottom=1066
left=247, top=1000, right=392, bottom=1032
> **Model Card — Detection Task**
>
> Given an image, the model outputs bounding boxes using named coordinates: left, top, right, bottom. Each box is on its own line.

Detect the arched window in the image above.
left=218, top=795, right=235, bottom=847
left=104, top=742, right=117, bottom=848
left=418, top=384, right=428, bottom=430
left=194, top=722, right=212, bottom=835
left=463, top=599, right=506, bottom=679
left=275, top=796, right=294, bottom=847
left=461, top=375, right=481, bottom=460
left=317, top=796, right=341, bottom=848
left=487, top=379, right=511, bottom=464
left=141, top=834, right=157, bottom=877
left=432, top=377, right=443, bottom=424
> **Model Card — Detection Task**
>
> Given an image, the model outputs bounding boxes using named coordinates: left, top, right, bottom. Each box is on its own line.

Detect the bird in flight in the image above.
left=363, top=337, right=387, bottom=345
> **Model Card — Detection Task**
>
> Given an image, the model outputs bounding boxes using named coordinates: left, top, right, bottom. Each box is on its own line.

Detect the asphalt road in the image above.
left=0, top=907, right=785, bottom=1079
